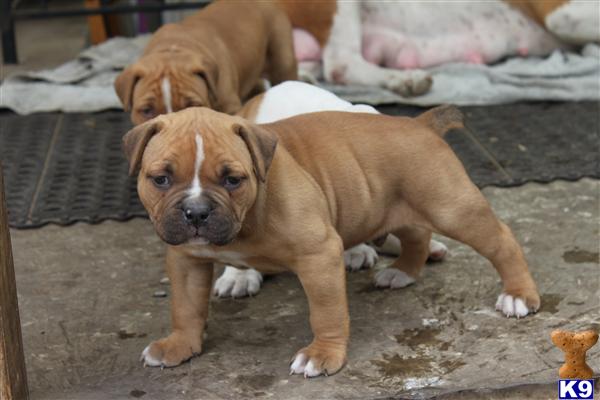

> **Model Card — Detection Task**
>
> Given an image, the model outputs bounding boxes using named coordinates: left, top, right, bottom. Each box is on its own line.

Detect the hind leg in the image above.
left=473, top=222, right=538, bottom=318
left=374, top=226, right=431, bottom=288
left=474, top=221, right=540, bottom=317
left=381, top=126, right=539, bottom=317
left=426, top=190, right=539, bottom=317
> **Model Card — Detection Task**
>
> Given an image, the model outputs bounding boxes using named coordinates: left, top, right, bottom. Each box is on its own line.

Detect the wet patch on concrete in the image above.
left=212, top=299, right=249, bottom=314
left=438, top=358, right=467, bottom=374
left=262, top=324, right=279, bottom=337
left=370, top=352, right=465, bottom=389
left=371, top=354, right=434, bottom=379
left=129, top=389, right=146, bottom=398
left=234, top=374, right=276, bottom=392
left=540, top=293, right=562, bottom=314
left=562, top=248, right=599, bottom=264
left=395, top=327, right=450, bottom=351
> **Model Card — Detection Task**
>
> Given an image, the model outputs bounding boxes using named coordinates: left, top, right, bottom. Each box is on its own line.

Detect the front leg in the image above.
left=141, top=246, right=213, bottom=368
left=289, top=235, right=349, bottom=377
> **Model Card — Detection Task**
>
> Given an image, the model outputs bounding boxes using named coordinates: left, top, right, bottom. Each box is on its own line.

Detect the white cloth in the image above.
left=320, top=43, right=600, bottom=106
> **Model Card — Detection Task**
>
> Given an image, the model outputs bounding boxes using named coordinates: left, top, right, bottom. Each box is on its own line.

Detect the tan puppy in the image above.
left=124, top=106, right=540, bottom=377
left=115, top=0, right=297, bottom=125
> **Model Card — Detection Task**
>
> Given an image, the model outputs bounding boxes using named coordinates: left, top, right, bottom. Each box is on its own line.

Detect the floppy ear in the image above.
left=195, top=67, right=219, bottom=110
left=114, top=64, right=144, bottom=111
left=233, top=122, right=278, bottom=183
left=193, top=55, right=242, bottom=114
left=122, top=118, right=164, bottom=176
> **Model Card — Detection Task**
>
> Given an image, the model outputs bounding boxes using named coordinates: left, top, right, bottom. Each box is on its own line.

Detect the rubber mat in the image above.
left=377, top=101, right=600, bottom=187
left=1, top=112, right=146, bottom=228
left=1, top=102, right=598, bottom=228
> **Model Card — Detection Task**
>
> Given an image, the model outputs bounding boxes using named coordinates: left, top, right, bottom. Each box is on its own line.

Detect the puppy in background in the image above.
left=115, top=0, right=297, bottom=125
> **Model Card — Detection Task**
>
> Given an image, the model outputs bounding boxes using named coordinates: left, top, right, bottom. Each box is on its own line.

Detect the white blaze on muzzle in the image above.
left=188, top=134, right=205, bottom=198
left=161, top=76, right=173, bottom=114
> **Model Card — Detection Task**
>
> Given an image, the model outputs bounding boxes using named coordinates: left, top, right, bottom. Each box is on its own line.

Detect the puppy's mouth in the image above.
left=188, top=235, right=210, bottom=246
left=153, top=204, right=240, bottom=247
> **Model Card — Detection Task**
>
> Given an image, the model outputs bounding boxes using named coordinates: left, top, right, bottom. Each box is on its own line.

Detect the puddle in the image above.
left=371, top=353, right=465, bottom=380
left=395, top=327, right=450, bottom=350
left=371, top=354, right=433, bottom=378
left=562, top=248, right=599, bottom=264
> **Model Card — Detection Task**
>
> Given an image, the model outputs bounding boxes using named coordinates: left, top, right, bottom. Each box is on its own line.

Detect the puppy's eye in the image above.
left=223, top=176, right=243, bottom=190
left=185, top=100, right=203, bottom=108
left=140, top=106, right=155, bottom=119
left=152, top=175, right=171, bottom=189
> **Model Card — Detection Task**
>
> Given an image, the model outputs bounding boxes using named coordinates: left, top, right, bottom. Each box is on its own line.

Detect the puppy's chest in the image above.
left=188, top=247, right=286, bottom=273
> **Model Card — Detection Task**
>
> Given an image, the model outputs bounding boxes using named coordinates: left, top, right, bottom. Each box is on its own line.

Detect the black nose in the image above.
left=183, top=202, right=212, bottom=227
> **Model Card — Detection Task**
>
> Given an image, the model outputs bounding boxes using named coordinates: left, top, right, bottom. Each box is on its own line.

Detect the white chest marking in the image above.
left=188, top=134, right=205, bottom=198
left=161, top=77, right=173, bottom=113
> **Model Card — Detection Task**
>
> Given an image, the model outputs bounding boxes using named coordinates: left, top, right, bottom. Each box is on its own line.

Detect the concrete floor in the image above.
left=9, top=179, right=599, bottom=400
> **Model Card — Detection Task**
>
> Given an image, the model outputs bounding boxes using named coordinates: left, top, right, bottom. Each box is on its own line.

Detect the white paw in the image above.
left=428, top=239, right=448, bottom=261
left=344, top=244, right=378, bottom=271
left=140, top=345, right=162, bottom=367
left=290, top=353, right=322, bottom=378
left=213, top=266, right=263, bottom=298
left=386, top=70, right=432, bottom=97
left=374, top=268, right=416, bottom=289
left=495, top=293, right=530, bottom=318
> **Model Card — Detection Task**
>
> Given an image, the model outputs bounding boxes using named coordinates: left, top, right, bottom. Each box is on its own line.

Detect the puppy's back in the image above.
left=264, top=111, right=443, bottom=161
left=262, top=110, right=467, bottom=245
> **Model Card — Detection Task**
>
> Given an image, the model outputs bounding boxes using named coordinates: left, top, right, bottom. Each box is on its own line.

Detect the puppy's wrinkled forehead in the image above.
left=143, top=108, right=252, bottom=179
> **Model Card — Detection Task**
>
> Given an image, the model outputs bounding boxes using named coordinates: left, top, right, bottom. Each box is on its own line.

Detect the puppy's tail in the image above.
left=417, top=105, right=464, bottom=137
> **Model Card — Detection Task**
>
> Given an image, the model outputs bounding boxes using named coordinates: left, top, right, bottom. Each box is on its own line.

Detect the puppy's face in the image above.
left=123, top=108, right=277, bottom=246
left=115, top=51, right=218, bottom=125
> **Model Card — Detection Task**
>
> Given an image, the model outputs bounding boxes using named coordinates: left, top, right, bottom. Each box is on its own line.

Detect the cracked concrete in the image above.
left=9, top=178, right=600, bottom=400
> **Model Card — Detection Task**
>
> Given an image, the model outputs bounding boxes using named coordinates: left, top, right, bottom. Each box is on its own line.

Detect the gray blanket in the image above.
left=1, top=35, right=599, bottom=114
